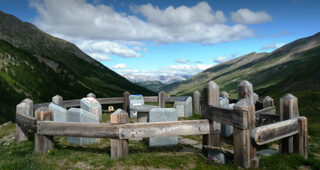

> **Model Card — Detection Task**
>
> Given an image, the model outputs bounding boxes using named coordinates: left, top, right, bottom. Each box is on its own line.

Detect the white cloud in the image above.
left=166, top=64, right=213, bottom=74
left=77, top=40, right=142, bottom=58
left=231, top=8, right=272, bottom=24
left=175, top=58, right=189, bottom=64
left=260, top=43, right=285, bottom=50
left=30, top=0, right=254, bottom=44
left=112, top=63, right=127, bottom=69
left=88, top=52, right=111, bottom=61
left=214, top=56, right=230, bottom=63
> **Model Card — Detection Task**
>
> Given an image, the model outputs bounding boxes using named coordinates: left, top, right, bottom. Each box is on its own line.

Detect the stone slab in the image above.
left=148, top=108, right=178, bottom=147
left=220, top=98, right=233, bottom=137
left=174, top=96, right=192, bottom=117
left=80, top=97, right=102, bottom=120
left=49, top=103, right=67, bottom=122
left=129, top=94, right=145, bottom=118
left=67, top=108, right=100, bottom=145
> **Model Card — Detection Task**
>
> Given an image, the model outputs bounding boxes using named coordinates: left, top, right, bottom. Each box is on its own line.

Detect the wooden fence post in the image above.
left=202, top=81, right=221, bottom=156
left=123, top=91, right=130, bottom=113
left=280, top=93, right=299, bottom=154
left=16, top=102, right=29, bottom=143
left=219, top=91, right=229, bottom=99
left=34, top=107, right=54, bottom=153
left=263, top=96, right=274, bottom=108
left=252, top=92, right=259, bottom=104
left=110, top=109, right=129, bottom=159
left=193, top=91, right=201, bottom=115
left=87, top=93, right=96, bottom=98
left=297, top=117, right=308, bottom=158
left=52, top=95, right=63, bottom=106
left=238, top=80, right=254, bottom=104
left=233, top=99, right=258, bottom=168
left=158, top=91, right=166, bottom=108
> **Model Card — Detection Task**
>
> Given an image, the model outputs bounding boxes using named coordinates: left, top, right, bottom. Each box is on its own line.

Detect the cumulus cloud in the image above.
left=175, top=58, right=189, bottom=64
left=260, top=43, right=285, bottom=50
left=112, top=63, right=127, bottom=69
left=77, top=40, right=142, bottom=58
left=30, top=0, right=254, bottom=44
left=166, top=64, right=213, bottom=74
left=214, top=56, right=230, bottom=63
left=88, top=52, right=111, bottom=61
left=231, top=8, right=272, bottom=24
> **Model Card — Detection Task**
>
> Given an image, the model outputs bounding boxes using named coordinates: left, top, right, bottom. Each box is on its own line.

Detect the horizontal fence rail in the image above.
left=251, top=117, right=300, bottom=146
left=16, top=112, right=37, bottom=132
left=202, top=105, right=248, bottom=129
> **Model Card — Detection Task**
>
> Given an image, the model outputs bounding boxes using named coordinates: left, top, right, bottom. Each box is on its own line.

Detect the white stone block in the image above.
left=80, top=97, right=102, bottom=120
left=49, top=103, right=67, bottom=122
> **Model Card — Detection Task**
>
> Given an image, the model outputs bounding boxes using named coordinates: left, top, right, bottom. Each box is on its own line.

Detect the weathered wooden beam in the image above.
left=233, top=99, right=258, bottom=169
left=158, top=91, right=166, bottom=108
left=123, top=91, right=130, bottom=113
left=34, top=107, right=54, bottom=153
left=143, top=96, right=158, bottom=103
left=16, top=112, right=37, bottom=132
left=193, top=91, right=201, bottom=115
left=202, top=105, right=248, bottom=129
left=258, top=113, right=280, bottom=122
left=63, top=99, right=81, bottom=107
left=238, top=80, right=254, bottom=104
left=202, top=81, right=221, bottom=157
left=297, top=117, right=308, bottom=158
left=97, top=97, right=124, bottom=104
left=110, top=109, right=129, bottom=160
left=16, top=102, right=30, bottom=143
left=37, top=121, right=119, bottom=138
left=220, top=91, right=229, bottom=98
left=256, top=106, right=276, bottom=115
left=263, top=96, right=274, bottom=108
left=251, top=118, right=299, bottom=146
left=280, top=93, right=299, bottom=154
left=119, top=120, right=210, bottom=140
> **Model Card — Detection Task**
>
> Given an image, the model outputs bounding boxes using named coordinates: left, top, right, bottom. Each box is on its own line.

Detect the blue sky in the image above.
left=0, top=0, right=319, bottom=76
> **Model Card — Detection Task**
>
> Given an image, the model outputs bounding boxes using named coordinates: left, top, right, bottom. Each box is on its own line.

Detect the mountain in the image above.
left=0, top=11, right=155, bottom=123
left=123, top=73, right=191, bottom=84
left=135, top=81, right=165, bottom=92
left=162, top=32, right=320, bottom=98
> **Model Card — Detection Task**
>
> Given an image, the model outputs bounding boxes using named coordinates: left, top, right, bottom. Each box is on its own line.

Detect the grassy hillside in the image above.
left=162, top=32, right=320, bottom=97
left=0, top=11, right=155, bottom=124
left=136, top=81, right=165, bottom=92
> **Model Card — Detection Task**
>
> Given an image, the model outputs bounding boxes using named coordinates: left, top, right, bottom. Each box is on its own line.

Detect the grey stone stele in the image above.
left=220, top=98, right=234, bottom=137
left=49, top=103, right=67, bottom=122
left=80, top=97, right=102, bottom=120
left=173, top=96, right=193, bottom=117
left=67, top=108, right=100, bottom=145
left=148, top=108, right=178, bottom=147
left=129, top=94, right=145, bottom=118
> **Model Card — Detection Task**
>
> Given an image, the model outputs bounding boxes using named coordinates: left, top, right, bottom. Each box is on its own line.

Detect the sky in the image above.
left=0, top=0, right=319, bottom=76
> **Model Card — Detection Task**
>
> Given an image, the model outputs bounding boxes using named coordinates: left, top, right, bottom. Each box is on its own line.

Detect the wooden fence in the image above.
left=15, top=80, right=308, bottom=168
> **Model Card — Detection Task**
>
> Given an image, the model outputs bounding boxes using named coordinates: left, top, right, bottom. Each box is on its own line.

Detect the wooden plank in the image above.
left=119, top=120, right=210, bottom=140
left=97, top=97, right=124, bottom=104
left=34, top=107, right=54, bottom=153
left=37, top=121, right=119, bottom=138
left=251, top=118, right=299, bottom=146
left=202, top=105, right=248, bottom=129
left=16, top=112, right=37, bottom=132
left=110, top=109, right=129, bottom=160
left=256, top=106, right=276, bottom=115
left=193, top=91, right=201, bottom=115
left=297, top=117, right=308, bottom=158
left=143, top=96, right=158, bottom=103
left=16, top=102, right=30, bottom=142
left=34, top=102, right=50, bottom=110
left=166, top=96, right=179, bottom=103
left=123, top=91, right=130, bottom=113
left=259, top=113, right=280, bottom=122
left=158, top=91, right=166, bottom=108
left=280, top=93, right=299, bottom=153
left=63, top=99, right=81, bottom=107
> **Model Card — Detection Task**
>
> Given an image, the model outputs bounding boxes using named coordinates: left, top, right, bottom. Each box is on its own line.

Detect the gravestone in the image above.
left=80, top=97, right=102, bottom=120
left=67, top=108, right=100, bottom=145
left=49, top=103, right=67, bottom=122
left=22, top=98, right=33, bottom=117
left=220, top=98, right=234, bottom=136
left=108, top=106, right=115, bottom=112
left=129, top=94, right=145, bottom=117
left=174, top=96, right=193, bottom=117
left=148, top=108, right=178, bottom=147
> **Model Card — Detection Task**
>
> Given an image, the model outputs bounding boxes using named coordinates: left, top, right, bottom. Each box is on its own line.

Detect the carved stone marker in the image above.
left=67, top=108, right=100, bottom=145
left=129, top=94, right=145, bottom=118
left=22, top=98, right=33, bottom=117
left=80, top=97, right=102, bottom=120
left=174, top=96, right=193, bottom=117
left=49, top=103, right=67, bottom=122
left=148, top=108, right=178, bottom=147
left=220, top=97, right=233, bottom=136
